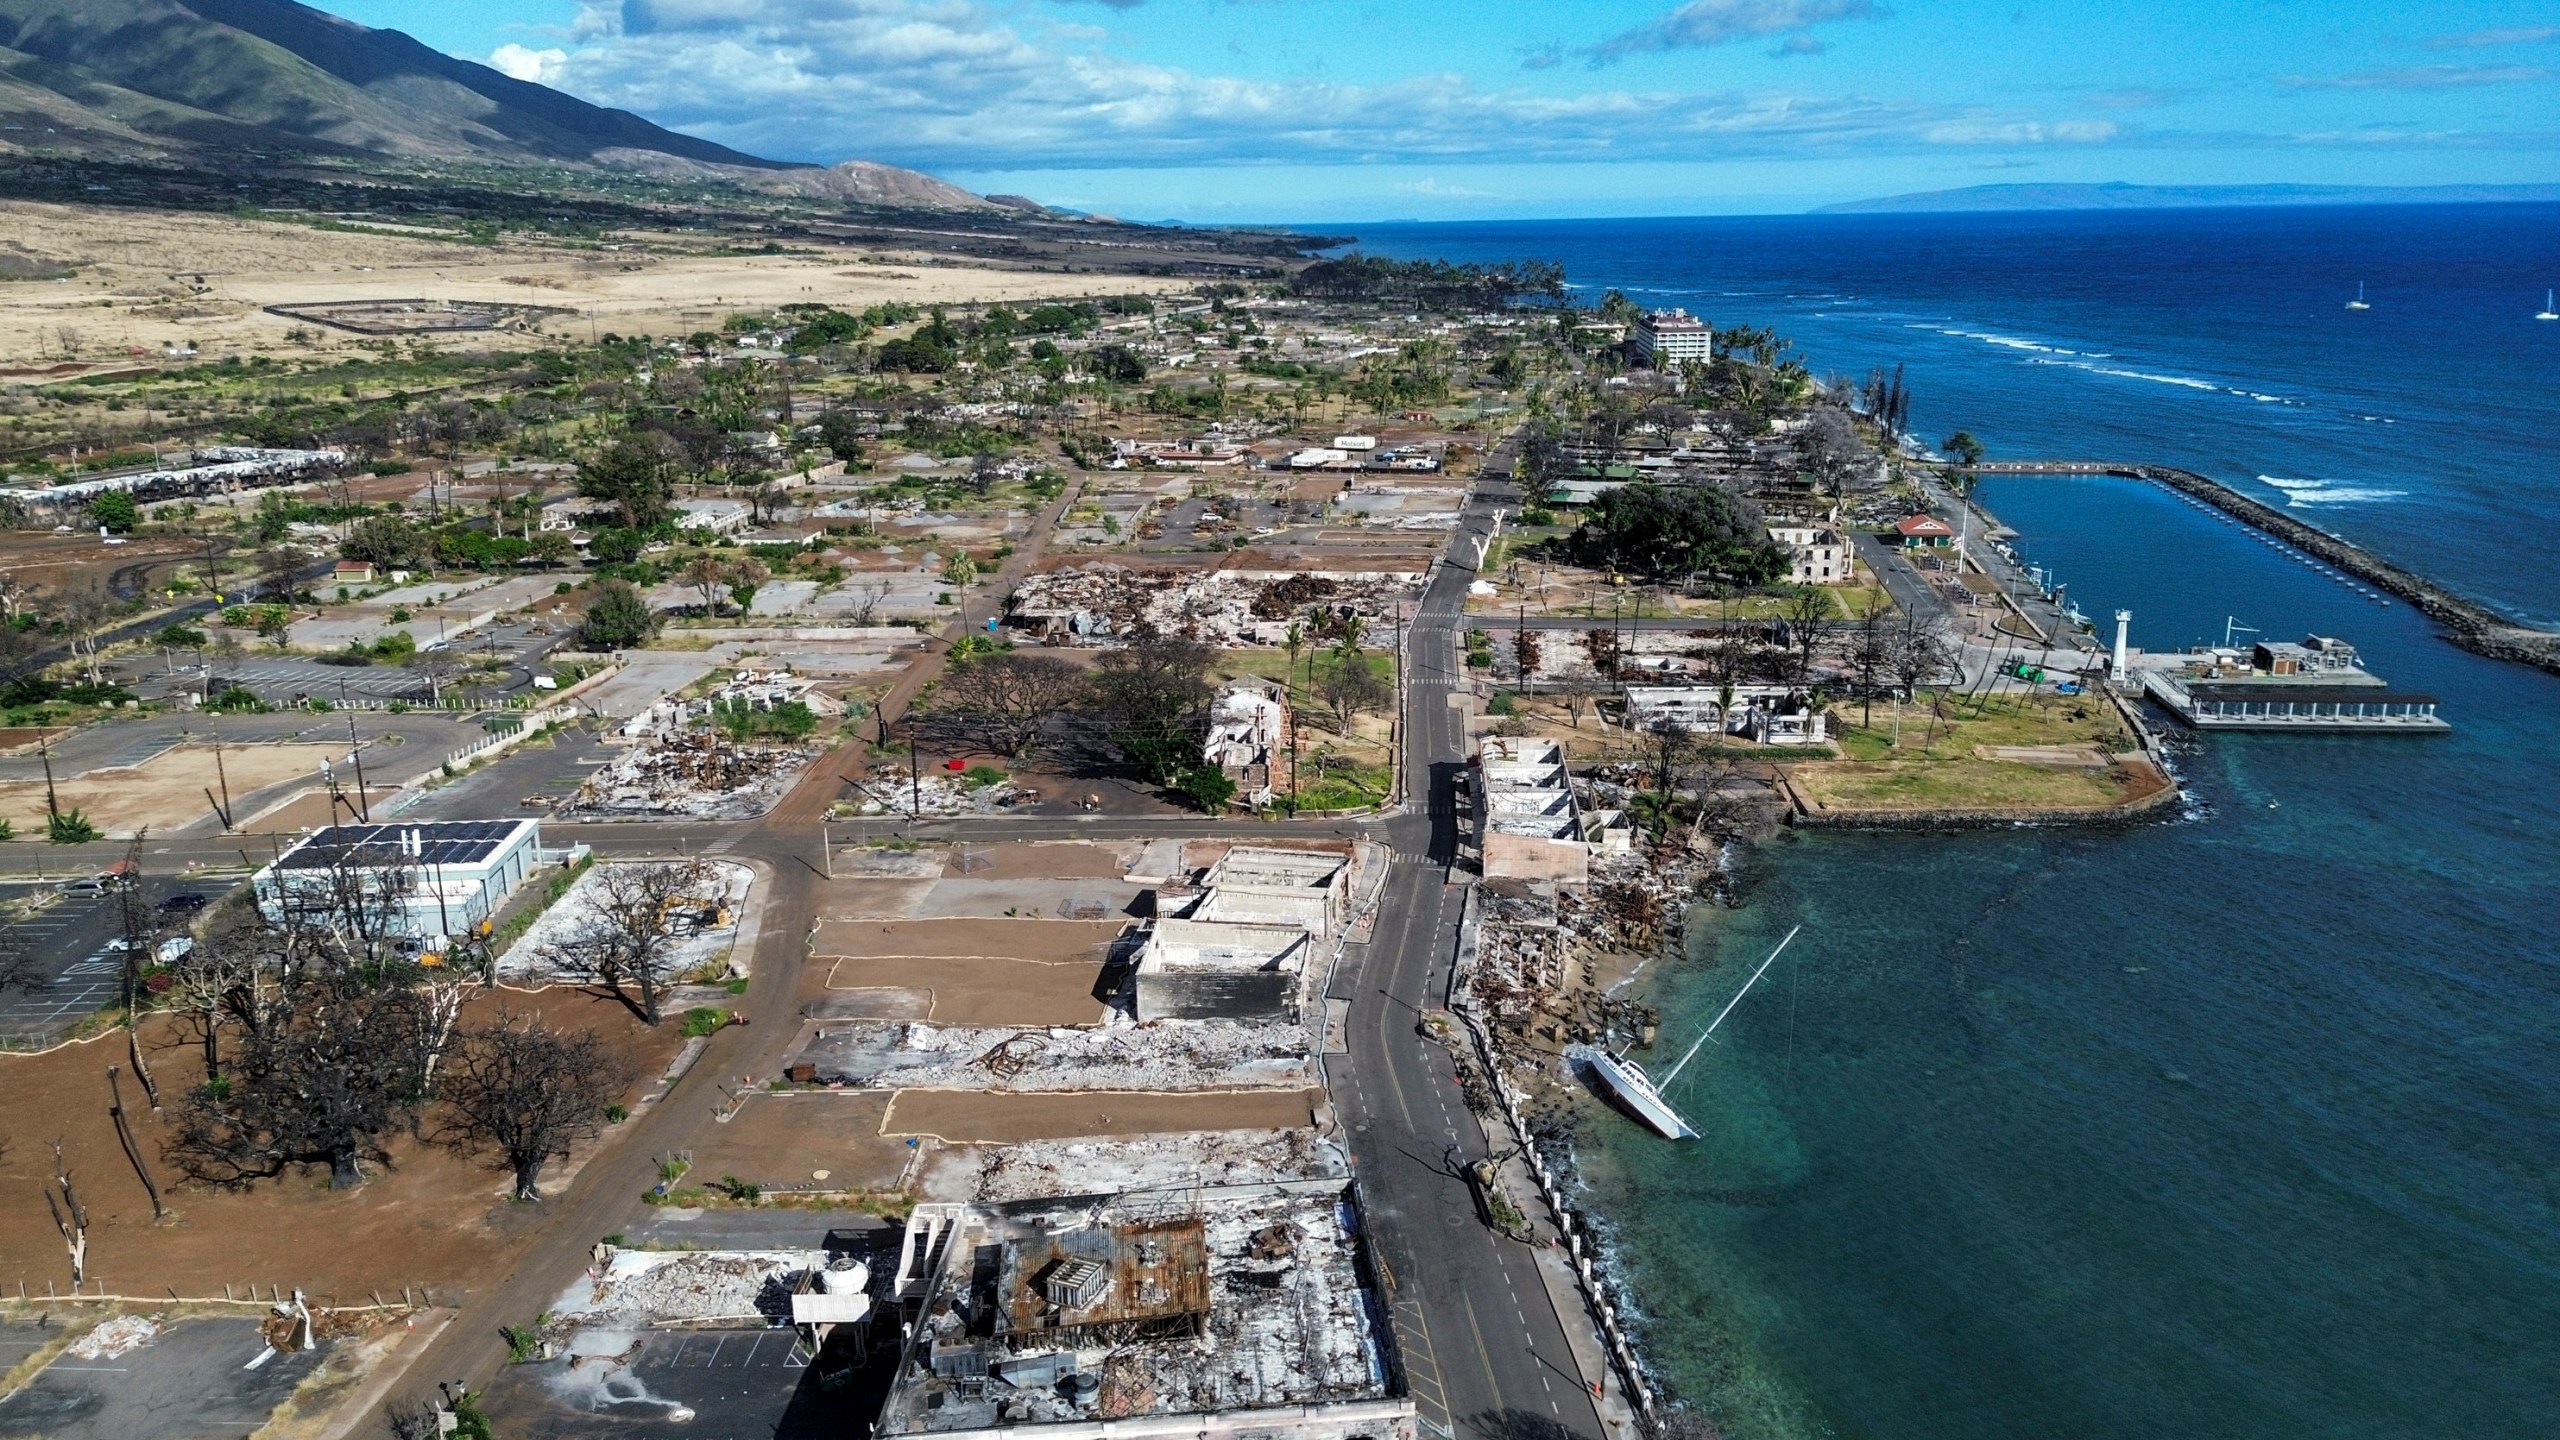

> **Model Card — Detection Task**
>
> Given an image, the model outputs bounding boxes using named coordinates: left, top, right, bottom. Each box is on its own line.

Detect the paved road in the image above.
left=1329, top=479, right=1608, bottom=1440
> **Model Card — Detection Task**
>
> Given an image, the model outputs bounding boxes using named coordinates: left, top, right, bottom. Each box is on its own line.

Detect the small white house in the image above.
left=672, top=498, right=753, bottom=534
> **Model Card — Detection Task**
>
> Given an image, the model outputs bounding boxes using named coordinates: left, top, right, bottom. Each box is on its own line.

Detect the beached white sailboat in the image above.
left=2346, top=282, right=2370, bottom=312
left=2537, top=290, right=2557, bottom=322
left=1569, top=926, right=1801, bottom=1141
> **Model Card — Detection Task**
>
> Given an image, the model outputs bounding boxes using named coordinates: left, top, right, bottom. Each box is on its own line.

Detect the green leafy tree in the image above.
left=1088, top=345, right=1148, bottom=385
left=91, top=491, right=138, bottom=534
left=1943, top=430, right=1986, bottom=468
left=577, top=434, right=680, bottom=530
left=341, top=515, right=431, bottom=571
left=1566, top=483, right=1787, bottom=586
left=1173, top=764, right=1236, bottom=814
left=577, top=578, right=660, bottom=650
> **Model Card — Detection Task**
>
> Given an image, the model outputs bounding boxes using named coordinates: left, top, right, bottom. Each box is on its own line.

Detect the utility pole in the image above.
left=342, top=681, right=371, bottom=821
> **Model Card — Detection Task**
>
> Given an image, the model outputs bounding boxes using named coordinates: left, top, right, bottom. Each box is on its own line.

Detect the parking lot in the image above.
left=0, top=1317, right=325, bottom=1440
left=477, top=1327, right=880, bottom=1440
left=0, top=875, right=229, bottom=1048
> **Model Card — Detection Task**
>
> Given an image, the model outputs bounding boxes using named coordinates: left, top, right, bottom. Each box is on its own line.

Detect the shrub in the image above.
left=47, top=809, right=100, bottom=844
left=204, top=685, right=268, bottom=713
left=681, top=1007, right=728, bottom=1037
left=1173, top=764, right=1236, bottom=813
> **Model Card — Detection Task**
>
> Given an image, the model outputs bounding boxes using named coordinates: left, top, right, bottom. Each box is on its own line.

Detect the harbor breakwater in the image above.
left=1979, top=461, right=2560, bottom=676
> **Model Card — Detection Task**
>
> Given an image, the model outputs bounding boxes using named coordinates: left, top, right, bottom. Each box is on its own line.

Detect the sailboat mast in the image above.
left=1662, top=925, right=1801, bottom=1087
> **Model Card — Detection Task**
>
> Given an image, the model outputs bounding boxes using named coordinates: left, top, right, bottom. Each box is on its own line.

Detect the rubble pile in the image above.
left=792, top=1020, right=1315, bottom=1092
left=843, top=765, right=1023, bottom=817
left=67, top=1315, right=160, bottom=1359
left=568, top=732, right=816, bottom=818
left=1010, top=563, right=1414, bottom=647
left=562, top=1250, right=814, bottom=1327
left=951, top=1129, right=1339, bottom=1203
left=1250, top=573, right=1340, bottom=618
left=1468, top=850, right=1714, bottom=1053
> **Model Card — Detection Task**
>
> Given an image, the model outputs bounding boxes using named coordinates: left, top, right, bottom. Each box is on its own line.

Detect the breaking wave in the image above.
left=2259, top=474, right=2408, bottom=506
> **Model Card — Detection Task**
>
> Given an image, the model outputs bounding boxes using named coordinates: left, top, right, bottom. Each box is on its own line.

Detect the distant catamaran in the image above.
left=2538, top=290, right=2557, bottom=322
left=1569, top=926, right=1801, bottom=1141
left=2346, top=282, right=2370, bottom=312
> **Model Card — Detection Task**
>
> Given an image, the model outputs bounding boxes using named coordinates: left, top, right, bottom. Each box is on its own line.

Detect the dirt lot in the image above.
left=0, top=743, right=349, bottom=837
left=881, top=1088, right=1328, bottom=1144
left=0, top=988, right=685, bottom=1301
left=683, top=1093, right=912, bottom=1194
left=938, top=842, right=1130, bottom=881
left=0, top=532, right=200, bottom=600
left=819, top=954, right=1109, bottom=1025
left=810, top=917, right=1129, bottom=961
left=0, top=200, right=1178, bottom=367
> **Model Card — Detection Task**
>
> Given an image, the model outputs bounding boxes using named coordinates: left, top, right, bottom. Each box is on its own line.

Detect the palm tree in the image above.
left=1281, top=621, right=1305, bottom=699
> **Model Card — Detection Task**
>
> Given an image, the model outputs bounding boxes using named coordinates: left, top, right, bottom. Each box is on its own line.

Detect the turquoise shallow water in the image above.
left=1350, top=208, right=2560, bottom=1438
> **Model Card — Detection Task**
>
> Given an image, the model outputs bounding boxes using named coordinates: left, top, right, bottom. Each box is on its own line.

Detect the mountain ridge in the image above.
left=0, top=0, right=999, bottom=211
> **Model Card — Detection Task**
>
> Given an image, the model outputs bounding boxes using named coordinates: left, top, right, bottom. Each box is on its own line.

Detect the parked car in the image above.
left=157, top=892, right=211, bottom=915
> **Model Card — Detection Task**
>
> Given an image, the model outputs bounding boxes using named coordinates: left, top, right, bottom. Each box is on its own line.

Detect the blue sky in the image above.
left=315, top=1, right=2560, bottom=220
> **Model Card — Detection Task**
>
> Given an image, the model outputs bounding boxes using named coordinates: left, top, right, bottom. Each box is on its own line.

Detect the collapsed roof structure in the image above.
left=877, top=1182, right=1410, bottom=1440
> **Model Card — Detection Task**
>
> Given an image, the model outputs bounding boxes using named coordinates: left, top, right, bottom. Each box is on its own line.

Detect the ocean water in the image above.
left=1354, top=208, right=2560, bottom=1439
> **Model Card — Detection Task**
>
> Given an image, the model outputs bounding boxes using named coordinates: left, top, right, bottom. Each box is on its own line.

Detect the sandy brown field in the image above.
left=821, top=953, right=1110, bottom=1025
left=0, top=989, right=683, bottom=1300
left=0, top=200, right=1179, bottom=368
left=0, top=742, right=348, bottom=837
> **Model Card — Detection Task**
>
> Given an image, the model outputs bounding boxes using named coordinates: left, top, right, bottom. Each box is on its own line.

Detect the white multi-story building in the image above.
left=1768, top=523, right=1850, bottom=584
left=1633, top=308, right=1714, bottom=366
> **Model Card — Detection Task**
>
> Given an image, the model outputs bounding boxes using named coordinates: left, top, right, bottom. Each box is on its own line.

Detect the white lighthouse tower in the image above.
left=2113, top=610, right=2132, bottom=676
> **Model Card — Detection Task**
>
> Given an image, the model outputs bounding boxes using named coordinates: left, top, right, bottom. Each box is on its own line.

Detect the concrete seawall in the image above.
left=1975, top=461, right=2560, bottom=678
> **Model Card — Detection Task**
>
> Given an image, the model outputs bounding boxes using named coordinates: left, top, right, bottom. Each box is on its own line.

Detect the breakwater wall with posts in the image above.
left=1974, top=461, right=2560, bottom=677
left=1447, top=890, right=1662, bottom=1425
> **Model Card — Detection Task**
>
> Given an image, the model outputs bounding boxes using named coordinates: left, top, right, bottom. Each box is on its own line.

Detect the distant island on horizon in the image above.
left=1817, top=181, right=2560, bottom=214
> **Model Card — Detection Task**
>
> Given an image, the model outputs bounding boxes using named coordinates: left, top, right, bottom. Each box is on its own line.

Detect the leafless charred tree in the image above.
left=436, top=1012, right=633, bottom=1201
left=1778, top=588, right=1832, bottom=688
left=167, top=972, right=436, bottom=1189
left=1888, top=608, right=1955, bottom=699
left=843, top=579, right=890, bottom=626
left=932, top=651, right=1089, bottom=758
left=59, top=584, right=116, bottom=686
left=1511, top=626, right=1542, bottom=682
left=1553, top=671, right=1596, bottom=729
left=107, top=1065, right=167, bottom=1221
left=540, top=860, right=712, bottom=1025
left=1640, top=717, right=1700, bottom=794
left=1847, top=597, right=1896, bottom=726
left=1315, top=654, right=1389, bottom=735
left=45, top=1138, right=89, bottom=1285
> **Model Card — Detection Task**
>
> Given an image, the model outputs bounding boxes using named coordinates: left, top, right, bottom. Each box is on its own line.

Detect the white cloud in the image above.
left=1922, top=118, right=2118, bottom=145
left=532, top=0, right=1944, bottom=170
left=2280, top=64, right=2554, bottom=90
left=1583, top=0, right=1882, bottom=66
left=488, top=43, right=569, bottom=83
left=2425, top=25, right=2560, bottom=50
